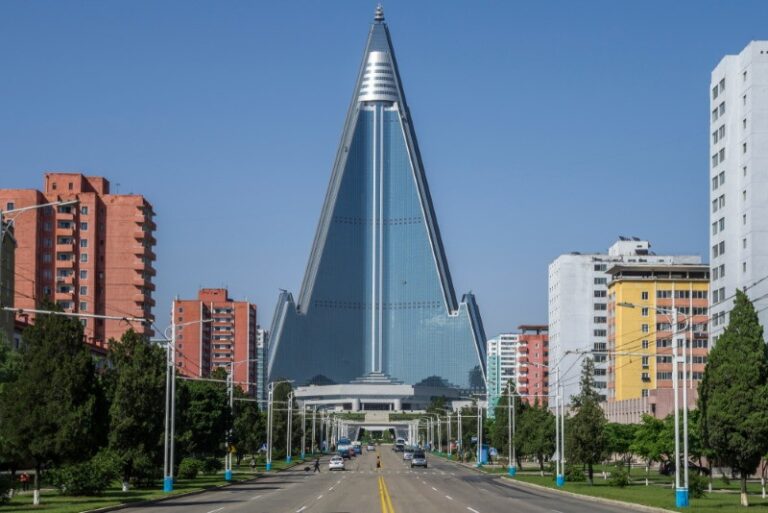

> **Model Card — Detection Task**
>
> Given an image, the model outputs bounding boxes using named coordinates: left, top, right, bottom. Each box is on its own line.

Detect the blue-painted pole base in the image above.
left=675, top=488, right=689, bottom=507
left=163, top=476, right=173, bottom=492
left=266, top=462, right=272, bottom=471
left=300, top=452, right=305, bottom=460
left=556, top=474, right=565, bottom=487
left=475, top=463, right=483, bottom=468
left=224, top=469, right=232, bottom=481
left=286, top=455, right=292, bottom=463
left=508, top=466, right=517, bottom=477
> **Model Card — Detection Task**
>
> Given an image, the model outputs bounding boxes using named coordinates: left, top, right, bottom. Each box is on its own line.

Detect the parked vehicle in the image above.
left=659, top=460, right=711, bottom=476
left=367, top=444, right=376, bottom=451
left=329, top=455, right=345, bottom=471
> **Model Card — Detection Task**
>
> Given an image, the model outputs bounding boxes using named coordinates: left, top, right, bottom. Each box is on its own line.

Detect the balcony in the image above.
left=133, top=292, right=146, bottom=303
left=55, top=242, right=75, bottom=253
left=54, top=290, right=74, bottom=302
left=56, top=275, right=75, bottom=285
left=55, top=259, right=75, bottom=269
left=55, top=226, right=75, bottom=237
left=56, top=211, right=74, bottom=222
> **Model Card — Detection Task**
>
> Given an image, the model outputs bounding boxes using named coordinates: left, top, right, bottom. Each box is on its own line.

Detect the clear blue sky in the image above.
left=2, top=1, right=767, bottom=338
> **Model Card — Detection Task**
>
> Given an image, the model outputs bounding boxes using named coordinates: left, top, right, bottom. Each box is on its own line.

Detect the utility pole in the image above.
left=311, top=407, right=317, bottom=454
left=301, top=404, right=306, bottom=459
left=286, top=391, right=293, bottom=463
left=225, top=369, right=234, bottom=481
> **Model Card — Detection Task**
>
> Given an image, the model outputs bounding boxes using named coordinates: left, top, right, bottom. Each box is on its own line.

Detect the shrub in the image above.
left=689, top=473, right=707, bottom=499
left=48, top=453, right=120, bottom=496
left=564, top=465, right=586, bottom=482
left=178, top=458, right=202, bottom=480
left=608, top=463, right=631, bottom=488
left=0, top=475, right=12, bottom=504
left=202, top=457, right=223, bottom=475
left=130, top=454, right=160, bottom=488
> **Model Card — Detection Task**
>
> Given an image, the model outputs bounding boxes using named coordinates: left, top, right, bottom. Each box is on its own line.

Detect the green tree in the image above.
left=270, top=381, right=300, bottom=459
left=604, top=422, right=637, bottom=470
left=232, top=388, right=264, bottom=464
left=176, top=376, right=231, bottom=459
left=490, top=383, right=526, bottom=468
left=566, top=358, right=607, bottom=484
left=0, top=310, right=104, bottom=502
left=105, top=330, right=165, bottom=489
left=631, top=414, right=665, bottom=467
left=0, top=333, right=23, bottom=475
left=518, top=399, right=555, bottom=472
left=699, top=290, right=768, bottom=507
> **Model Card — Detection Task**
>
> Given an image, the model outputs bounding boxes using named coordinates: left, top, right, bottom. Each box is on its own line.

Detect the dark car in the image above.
left=659, top=461, right=710, bottom=476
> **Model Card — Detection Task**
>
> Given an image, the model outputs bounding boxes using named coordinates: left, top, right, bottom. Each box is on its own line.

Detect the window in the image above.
left=712, top=109, right=718, bottom=123
left=712, top=199, right=718, bottom=213
left=712, top=176, right=718, bottom=190
left=80, top=270, right=88, bottom=279
left=744, top=214, right=747, bottom=225
left=675, top=290, right=691, bottom=299
left=743, top=118, right=747, bottom=129
left=81, top=206, right=89, bottom=215
left=642, top=339, right=649, bottom=349
left=656, top=290, right=672, bottom=299
left=79, top=286, right=87, bottom=295
left=719, top=263, right=725, bottom=278
left=80, top=222, right=88, bottom=231
left=743, top=70, right=748, bottom=81
left=641, top=291, right=649, bottom=300
left=594, top=329, right=607, bottom=337
left=594, top=290, right=607, bottom=298
left=641, top=307, right=649, bottom=317
left=594, top=316, right=607, bottom=323
left=719, top=195, right=725, bottom=208
left=719, top=217, right=725, bottom=231
left=79, top=301, right=87, bottom=311
left=594, top=264, right=607, bottom=271
left=719, top=240, right=725, bottom=255
left=743, top=142, right=748, bottom=154
left=744, top=166, right=747, bottom=177
left=743, top=190, right=747, bottom=201
left=594, top=277, right=607, bottom=285
left=657, top=323, right=672, bottom=331
left=642, top=356, right=649, bottom=368
left=712, top=85, right=718, bottom=99
left=641, top=389, right=649, bottom=398
left=719, top=125, right=725, bottom=139
left=713, top=289, right=719, bottom=303
left=743, top=94, right=747, bottom=106
left=5, top=202, right=14, bottom=211
left=719, top=102, right=725, bottom=115
left=719, top=170, right=725, bottom=185
left=657, top=338, right=671, bottom=348
left=693, top=290, right=707, bottom=299
left=80, top=253, right=88, bottom=263
left=642, top=324, right=649, bottom=333
left=713, top=267, right=719, bottom=280
left=594, top=303, right=607, bottom=311
left=712, top=154, right=718, bottom=168
left=712, top=221, right=718, bottom=235
left=743, top=262, right=747, bottom=273
left=80, top=239, right=88, bottom=248
left=657, top=372, right=673, bottom=380
left=719, top=148, right=725, bottom=163
left=720, top=78, right=725, bottom=92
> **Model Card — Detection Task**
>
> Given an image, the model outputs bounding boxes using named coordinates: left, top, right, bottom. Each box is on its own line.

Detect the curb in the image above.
left=499, top=476, right=678, bottom=513
left=81, top=460, right=306, bottom=513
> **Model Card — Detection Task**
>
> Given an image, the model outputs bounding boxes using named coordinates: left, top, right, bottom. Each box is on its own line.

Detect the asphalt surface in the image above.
left=117, top=447, right=639, bottom=513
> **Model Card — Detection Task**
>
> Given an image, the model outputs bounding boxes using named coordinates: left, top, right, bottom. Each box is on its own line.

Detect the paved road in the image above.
left=119, top=447, right=637, bottom=513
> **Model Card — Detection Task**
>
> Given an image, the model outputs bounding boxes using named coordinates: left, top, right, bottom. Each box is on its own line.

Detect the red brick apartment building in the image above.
left=517, top=324, right=549, bottom=404
left=0, top=173, right=156, bottom=350
left=174, top=288, right=258, bottom=395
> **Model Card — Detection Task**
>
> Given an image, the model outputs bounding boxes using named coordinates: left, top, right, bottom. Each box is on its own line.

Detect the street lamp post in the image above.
left=507, top=386, right=517, bottom=476
left=301, top=404, right=306, bottom=459
left=619, top=302, right=688, bottom=507
left=286, top=391, right=293, bottom=463
left=447, top=412, right=452, bottom=458
left=311, top=406, right=317, bottom=454
left=475, top=404, right=484, bottom=467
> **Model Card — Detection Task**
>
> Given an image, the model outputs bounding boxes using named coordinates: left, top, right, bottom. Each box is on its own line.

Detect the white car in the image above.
left=329, top=455, right=345, bottom=471
left=403, top=448, right=414, bottom=461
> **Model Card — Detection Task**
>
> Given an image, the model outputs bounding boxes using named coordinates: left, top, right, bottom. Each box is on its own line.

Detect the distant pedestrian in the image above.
left=250, top=458, right=256, bottom=472
left=376, top=456, right=381, bottom=469
left=19, top=472, right=29, bottom=492
left=313, top=457, right=321, bottom=473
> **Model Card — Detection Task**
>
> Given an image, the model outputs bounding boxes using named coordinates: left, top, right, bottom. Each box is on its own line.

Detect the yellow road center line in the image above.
left=378, top=476, right=388, bottom=513
left=381, top=475, right=395, bottom=513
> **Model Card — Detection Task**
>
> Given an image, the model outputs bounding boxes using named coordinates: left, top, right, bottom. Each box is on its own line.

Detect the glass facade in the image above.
left=268, top=13, right=487, bottom=390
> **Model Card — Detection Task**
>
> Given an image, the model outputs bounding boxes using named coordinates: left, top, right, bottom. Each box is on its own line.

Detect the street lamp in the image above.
left=161, top=308, right=215, bottom=493
left=619, top=301, right=689, bottom=507
left=504, top=384, right=518, bottom=477
left=475, top=403, right=484, bottom=468
left=266, top=379, right=293, bottom=471
left=286, top=391, right=293, bottom=463
left=222, top=358, right=258, bottom=481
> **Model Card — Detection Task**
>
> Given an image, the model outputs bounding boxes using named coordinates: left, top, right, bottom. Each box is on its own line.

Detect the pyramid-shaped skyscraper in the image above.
left=269, top=7, right=487, bottom=390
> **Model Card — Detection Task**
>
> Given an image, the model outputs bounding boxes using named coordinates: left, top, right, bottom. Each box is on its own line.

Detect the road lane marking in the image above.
left=296, top=507, right=307, bottom=513
left=317, top=495, right=323, bottom=499
left=206, top=508, right=224, bottom=513
left=467, top=508, right=480, bottom=513
left=446, top=495, right=453, bottom=500
left=248, top=495, right=262, bottom=501
left=551, top=510, right=565, bottom=513
left=378, top=476, right=396, bottom=513
left=329, top=486, right=334, bottom=491
left=431, top=487, right=438, bottom=491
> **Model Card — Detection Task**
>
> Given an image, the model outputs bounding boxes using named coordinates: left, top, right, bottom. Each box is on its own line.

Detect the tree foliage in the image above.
left=566, top=357, right=607, bottom=483
left=176, top=377, right=231, bottom=458
left=699, top=290, right=768, bottom=506
left=518, top=399, right=555, bottom=471
left=105, top=330, right=166, bottom=484
left=0, top=309, right=105, bottom=493
left=489, top=383, right=526, bottom=467
left=604, top=422, right=637, bottom=468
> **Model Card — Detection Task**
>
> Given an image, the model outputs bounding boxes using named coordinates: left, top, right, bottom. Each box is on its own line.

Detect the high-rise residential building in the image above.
left=256, top=327, right=269, bottom=403
left=174, top=288, right=258, bottom=395
left=0, top=173, right=156, bottom=350
left=606, top=263, right=709, bottom=406
left=517, top=325, right=549, bottom=404
left=486, top=333, right=519, bottom=416
left=486, top=326, right=549, bottom=416
left=709, top=42, right=768, bottom=343
left=548, top=238, right=700, bottom=402
left=269, top=7, right=487, bottom=389
left=0, top=220, right=15, bottom=344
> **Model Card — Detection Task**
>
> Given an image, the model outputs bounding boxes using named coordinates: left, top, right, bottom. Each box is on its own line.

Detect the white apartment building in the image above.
left=709, top=42, right=768, bottom=342
left=486, top=333, right=520, bottom=416
left=548, top=238, right=700, bottom=403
